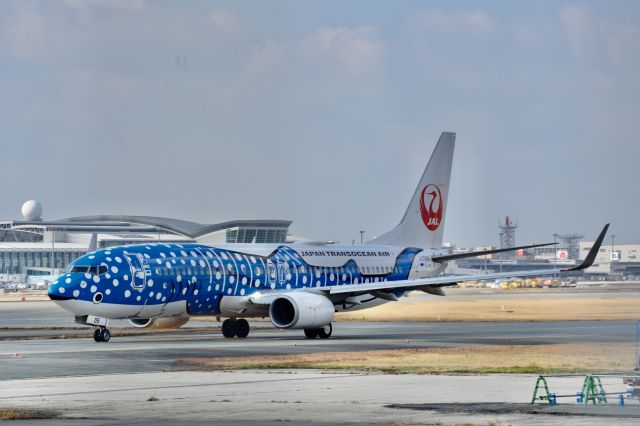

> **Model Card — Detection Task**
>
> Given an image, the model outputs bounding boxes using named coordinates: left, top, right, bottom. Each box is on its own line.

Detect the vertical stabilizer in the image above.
left=373, top=132, right=455, bottom=249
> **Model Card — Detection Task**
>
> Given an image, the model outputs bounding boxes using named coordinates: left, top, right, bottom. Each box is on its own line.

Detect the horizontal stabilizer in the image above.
left=432, top=242, right=556, bottom=263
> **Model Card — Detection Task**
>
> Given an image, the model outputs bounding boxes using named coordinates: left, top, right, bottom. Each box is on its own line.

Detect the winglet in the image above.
left=565, top=224, right=609, bottom=271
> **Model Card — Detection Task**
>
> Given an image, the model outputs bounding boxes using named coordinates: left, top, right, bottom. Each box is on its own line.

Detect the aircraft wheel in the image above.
left=304, top=328, right=319, bottom=339
left=93, top=328, right=103, bottom=342
left=222, top=318, right=236, bottom=338
left=235, top=319, right=250, bottom=338
left=318, top=324, right=332, bottom=339
left=100, top=328, right=111, bottom=343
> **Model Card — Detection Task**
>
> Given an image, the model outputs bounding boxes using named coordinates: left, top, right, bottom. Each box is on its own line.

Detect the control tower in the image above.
left=499, top=216, right=517, bottom=260
left=558, top=233, right=583, bottom=260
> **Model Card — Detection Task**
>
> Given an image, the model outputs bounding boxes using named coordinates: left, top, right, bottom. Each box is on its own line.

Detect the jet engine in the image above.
left=269, top=292, right=335, bottom=329
left=127, top=317, right=190, bottom=329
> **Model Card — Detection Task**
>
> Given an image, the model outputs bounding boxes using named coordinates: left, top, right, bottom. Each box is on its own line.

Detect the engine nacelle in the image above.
left=127, top=317, right=189, bottom=329
left=269, top=292, right=335, bottom=329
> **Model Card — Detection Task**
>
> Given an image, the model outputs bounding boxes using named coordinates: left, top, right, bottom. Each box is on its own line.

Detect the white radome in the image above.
left=21, top=200, right=43, bottom=221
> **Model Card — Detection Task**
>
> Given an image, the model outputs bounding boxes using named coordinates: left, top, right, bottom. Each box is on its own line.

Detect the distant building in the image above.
left=579, top=242, right=640, bottom=276
left=0, top=201, right=291, bottom=282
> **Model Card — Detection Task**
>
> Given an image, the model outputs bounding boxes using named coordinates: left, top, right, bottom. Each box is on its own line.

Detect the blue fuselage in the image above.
left=48, top=243, right=424, bottom=318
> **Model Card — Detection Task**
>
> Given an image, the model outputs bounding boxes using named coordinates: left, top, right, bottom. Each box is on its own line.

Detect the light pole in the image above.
left=499, top=231, right=504, bottom=274
left=610, top=234, right=616, bottom=276
left=553, top=233, right=558, bottom=265
left=359, top=230, right=365, bottom=245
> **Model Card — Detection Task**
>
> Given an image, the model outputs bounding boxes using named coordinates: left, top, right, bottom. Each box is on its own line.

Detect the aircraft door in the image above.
left=124, top=253, right=147, bottom=289
left=267, top=261, right=276, bottom=287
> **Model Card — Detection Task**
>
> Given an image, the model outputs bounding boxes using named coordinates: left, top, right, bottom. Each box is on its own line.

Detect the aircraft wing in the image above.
left=329, top=224, right=609, bottom=296
left=431, top=242, right=556, bottom=263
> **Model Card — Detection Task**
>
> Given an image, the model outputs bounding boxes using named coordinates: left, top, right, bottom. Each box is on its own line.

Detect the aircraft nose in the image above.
left=48, top=292, right=73, bottom=301
left=48, top=279, right=75, bottom=301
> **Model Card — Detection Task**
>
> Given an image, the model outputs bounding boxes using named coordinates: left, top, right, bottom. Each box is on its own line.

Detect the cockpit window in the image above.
left=69, top=265, right=108, bottom=275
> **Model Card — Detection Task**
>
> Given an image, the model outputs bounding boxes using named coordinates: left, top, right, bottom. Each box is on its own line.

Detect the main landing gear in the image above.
left=222, top=318, right=250, bottom=338
left=304, top=324, right=332, bottom=339
left=93, top=327, right=111, bottom=343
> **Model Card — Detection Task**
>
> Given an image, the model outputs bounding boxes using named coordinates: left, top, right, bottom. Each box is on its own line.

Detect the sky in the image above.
left=0, top=0, right=638, bottom=247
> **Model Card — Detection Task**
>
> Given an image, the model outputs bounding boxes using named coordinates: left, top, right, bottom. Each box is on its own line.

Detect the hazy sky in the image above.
left=1, top=0, right=638, bottom=247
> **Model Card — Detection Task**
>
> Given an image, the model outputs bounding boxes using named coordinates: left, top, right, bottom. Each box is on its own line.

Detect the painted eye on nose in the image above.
left=93, top=292, right=104, bottom=304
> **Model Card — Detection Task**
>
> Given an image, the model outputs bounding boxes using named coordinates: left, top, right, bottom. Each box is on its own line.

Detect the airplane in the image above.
left=48, top=132, right=609, bottom=342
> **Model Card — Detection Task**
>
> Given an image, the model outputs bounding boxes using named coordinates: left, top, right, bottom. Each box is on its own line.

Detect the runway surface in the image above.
left=1, top=370, right=637, bottom=425
left=1, top=300, right=639, bottom=425
left=4, top=288, right=640, bottom=328
left=0, top=318, right=636, bottom=380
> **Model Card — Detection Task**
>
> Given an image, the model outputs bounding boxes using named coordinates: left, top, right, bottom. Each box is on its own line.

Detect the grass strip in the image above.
left=176, top=343, right=635, bottom=374
left=0, top=409, right=54, bottom=420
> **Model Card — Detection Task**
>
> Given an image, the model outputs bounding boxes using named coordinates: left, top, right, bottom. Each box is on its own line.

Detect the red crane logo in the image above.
left=420, top=184, right=443, bottom=231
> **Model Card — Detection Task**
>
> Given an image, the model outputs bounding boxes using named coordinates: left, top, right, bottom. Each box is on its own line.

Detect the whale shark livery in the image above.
left=48, top=132, right=609, bottom=342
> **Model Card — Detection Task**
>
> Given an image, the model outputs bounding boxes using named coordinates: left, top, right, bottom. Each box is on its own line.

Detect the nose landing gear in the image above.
left=221, top=318, right=250, bottom=338
left=93, top=327, right=111, bottom=343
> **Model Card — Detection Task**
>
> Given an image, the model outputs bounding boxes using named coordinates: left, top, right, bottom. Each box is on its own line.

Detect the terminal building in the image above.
left=578, top=241, right=640, bottom=277
left=0, top=201, right=292, bottom=286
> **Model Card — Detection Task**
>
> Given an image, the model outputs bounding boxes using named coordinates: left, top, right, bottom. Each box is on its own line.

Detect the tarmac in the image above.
left=0, top=318, right=636, bottom=380
left=1, top=370, right=638, bottom=425
left=0, top=299, right=639, bottom=424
